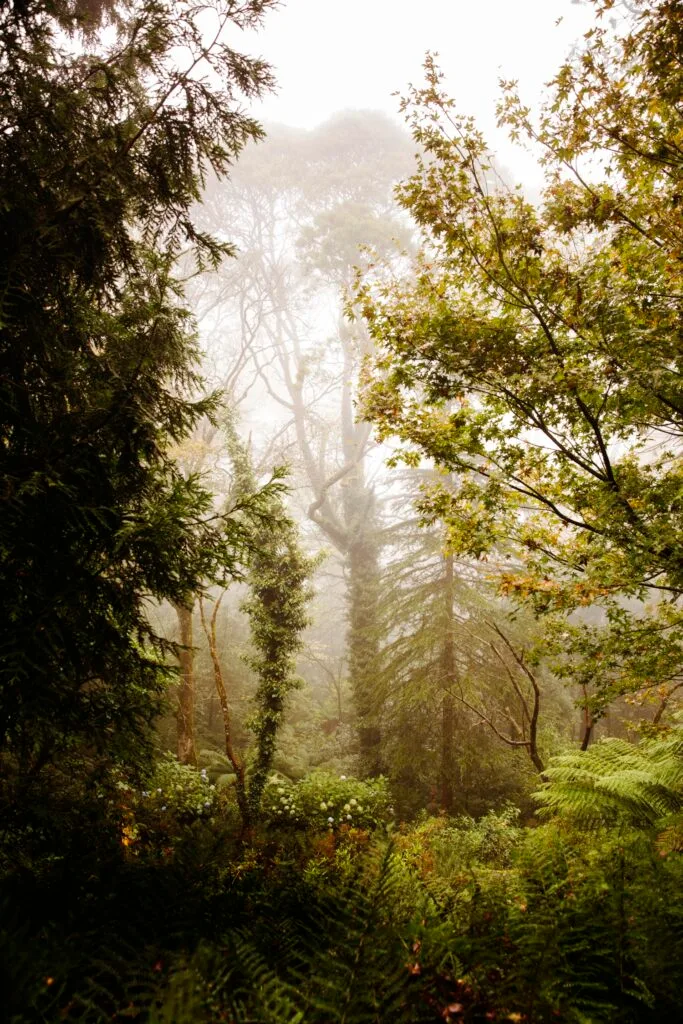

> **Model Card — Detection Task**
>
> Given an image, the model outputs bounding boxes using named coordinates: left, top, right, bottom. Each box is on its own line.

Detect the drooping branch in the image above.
left=487, top=622, right=543, bottom=766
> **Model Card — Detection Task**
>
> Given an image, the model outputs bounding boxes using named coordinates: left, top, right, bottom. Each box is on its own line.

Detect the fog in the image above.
left=246, top=0, right=595, bottom=186
left=5, top=2, right=682, bottom=1016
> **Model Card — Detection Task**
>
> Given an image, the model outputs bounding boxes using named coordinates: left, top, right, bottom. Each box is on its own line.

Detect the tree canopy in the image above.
left=358, top=0, right=683, bottom=725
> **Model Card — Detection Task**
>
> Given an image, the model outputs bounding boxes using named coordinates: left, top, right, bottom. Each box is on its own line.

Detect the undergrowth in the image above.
left=3, top=731, right=683, bottom=1023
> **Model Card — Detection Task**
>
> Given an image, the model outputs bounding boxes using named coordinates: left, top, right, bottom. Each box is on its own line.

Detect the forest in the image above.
left=0, top=0, right=682, bottom=1021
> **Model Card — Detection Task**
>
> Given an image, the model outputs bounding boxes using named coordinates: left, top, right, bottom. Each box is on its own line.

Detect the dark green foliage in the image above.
left=4, top=782, right=683, bottom=1023
left=3, top=4, right=683, bottom=1023
left=0, top=0, right=275, bottom=788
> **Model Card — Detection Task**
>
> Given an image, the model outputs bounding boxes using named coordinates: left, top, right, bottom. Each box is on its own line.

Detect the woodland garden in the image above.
left=1, top=1, right=682, bottom=1021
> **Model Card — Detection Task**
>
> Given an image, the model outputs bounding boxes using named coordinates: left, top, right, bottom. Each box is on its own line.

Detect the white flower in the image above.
left=350, top=798, right=357, bottom=806
left=327, top=816, right=334, bottom=823
left=340, top=775, right=347, bottom=781
left=161, top=805, right=167, bottom=811
left=280, top=796, right=288, bottom=804
left=278, top=787, right=285, bottom=795
left=289, top=808, right=295, bottom=815
left=319, top=802, right=327, bottom=811
left=357, top=805, right=363, bottom=812
left=347, top=814, right=352, bottom=820
left=209, top=785, right=215, bottom=791
left=278, top=810, right=283, bottom=815
left=343, top=803, right=351, bottom=812
left=157, top=788, right=162, bottom=794
left=204, top=801, right=211, bottom=807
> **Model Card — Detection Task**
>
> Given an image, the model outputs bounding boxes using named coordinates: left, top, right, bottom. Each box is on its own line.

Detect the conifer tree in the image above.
left=0, top=0, right=276, bottom=784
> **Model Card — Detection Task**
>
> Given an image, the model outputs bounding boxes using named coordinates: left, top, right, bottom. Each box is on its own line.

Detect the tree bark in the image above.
left=580, top=685, right=594, bottom=751
left=175, top=599, right=197, bottom=766
left=199, top=594, right=249, bottom=827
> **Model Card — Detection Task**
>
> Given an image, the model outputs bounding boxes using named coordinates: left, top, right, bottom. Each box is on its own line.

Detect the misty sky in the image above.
left=247, top=0, right=595, bottom=184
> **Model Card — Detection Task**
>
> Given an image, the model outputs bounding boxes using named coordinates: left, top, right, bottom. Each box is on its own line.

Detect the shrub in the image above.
left=262, top=771, right=392, bottom=834
left=126, top=754, right=220, bottom=855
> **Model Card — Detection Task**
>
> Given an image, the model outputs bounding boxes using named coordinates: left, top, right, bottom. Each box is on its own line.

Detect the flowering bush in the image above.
left=262, top=771, right=392, bottom=833
left=119, top=754, right=220, bottom=854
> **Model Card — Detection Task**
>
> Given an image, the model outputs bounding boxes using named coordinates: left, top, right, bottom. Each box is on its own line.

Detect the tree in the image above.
left=376, top=477, right=565, bottom=814
left=0, top=0, right=276, bottom=790
left=358, top=0, right=683, bottom=733
left=194, top=114, right=414, bottom=775
left=200, top=425, right=315, bottom=832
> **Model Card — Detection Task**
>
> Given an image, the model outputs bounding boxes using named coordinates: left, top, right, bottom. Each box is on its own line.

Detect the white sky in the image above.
left=246, top=0, right=595, bottom=185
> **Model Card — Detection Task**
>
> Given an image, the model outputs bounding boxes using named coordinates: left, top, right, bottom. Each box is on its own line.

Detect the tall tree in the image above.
left=359, top=0, right=683, bottom=733
left=195, top=113, right=414, bottom=774
left=201, top=425, right=315, bottom=831
left=377, top=481, right=559, bottom=814
left=0, top=0, right=276, bottom=787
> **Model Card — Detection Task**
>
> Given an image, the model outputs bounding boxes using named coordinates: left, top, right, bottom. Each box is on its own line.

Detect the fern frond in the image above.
left=535, top=727, right=683, bottom=827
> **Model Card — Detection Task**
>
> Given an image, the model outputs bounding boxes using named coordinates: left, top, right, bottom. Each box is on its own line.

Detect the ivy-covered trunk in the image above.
left=347, top=528, right=383, bottom=777
left=220, top=426, right=315, bottom=834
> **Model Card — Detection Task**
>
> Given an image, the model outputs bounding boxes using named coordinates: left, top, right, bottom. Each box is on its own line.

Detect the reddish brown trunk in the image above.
left=199, top=595, right=249, bottom=828
left=175, top=600, right=197, bottom=766
left=580, top=686, right=594, bottom=751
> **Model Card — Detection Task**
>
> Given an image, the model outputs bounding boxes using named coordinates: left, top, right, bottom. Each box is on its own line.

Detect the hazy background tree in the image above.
left=188, top=112, right=415, bottom=775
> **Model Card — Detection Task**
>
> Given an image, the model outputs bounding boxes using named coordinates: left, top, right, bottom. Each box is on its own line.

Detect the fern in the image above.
left=195, top=841, right=450, bottom=1023
left=292, top=845, right=415, bottom=1023
left=535, top=726, right=683, bottom=827
left=168, top=937, right=303, bottom=1024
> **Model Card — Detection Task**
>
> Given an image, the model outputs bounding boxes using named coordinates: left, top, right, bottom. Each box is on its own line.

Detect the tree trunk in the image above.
left=348, top=531, right=383, bottom=777
left=199, top=595, right=249, bottom=827
left=175, top=599, right=197, bottom=766
left=580, top=685, right=594, bottom=751
left=440, top=553, right=457, bottom=813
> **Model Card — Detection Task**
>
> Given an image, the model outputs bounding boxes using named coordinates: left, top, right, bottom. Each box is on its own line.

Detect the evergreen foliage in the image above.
left=3, top=2, right=683, bottom=1022
left=0, top=0, right=275, bottom=786
left=536, top=720, right=683, bottom=827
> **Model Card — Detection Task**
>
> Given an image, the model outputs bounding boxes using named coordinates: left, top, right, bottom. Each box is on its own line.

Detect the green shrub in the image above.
left=125, top=754, right=221, bottom=855
left=261, top=771, right=392, bottom=834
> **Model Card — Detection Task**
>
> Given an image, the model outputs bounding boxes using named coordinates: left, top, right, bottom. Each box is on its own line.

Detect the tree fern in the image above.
left=535, top=725, right=683, bottom=827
